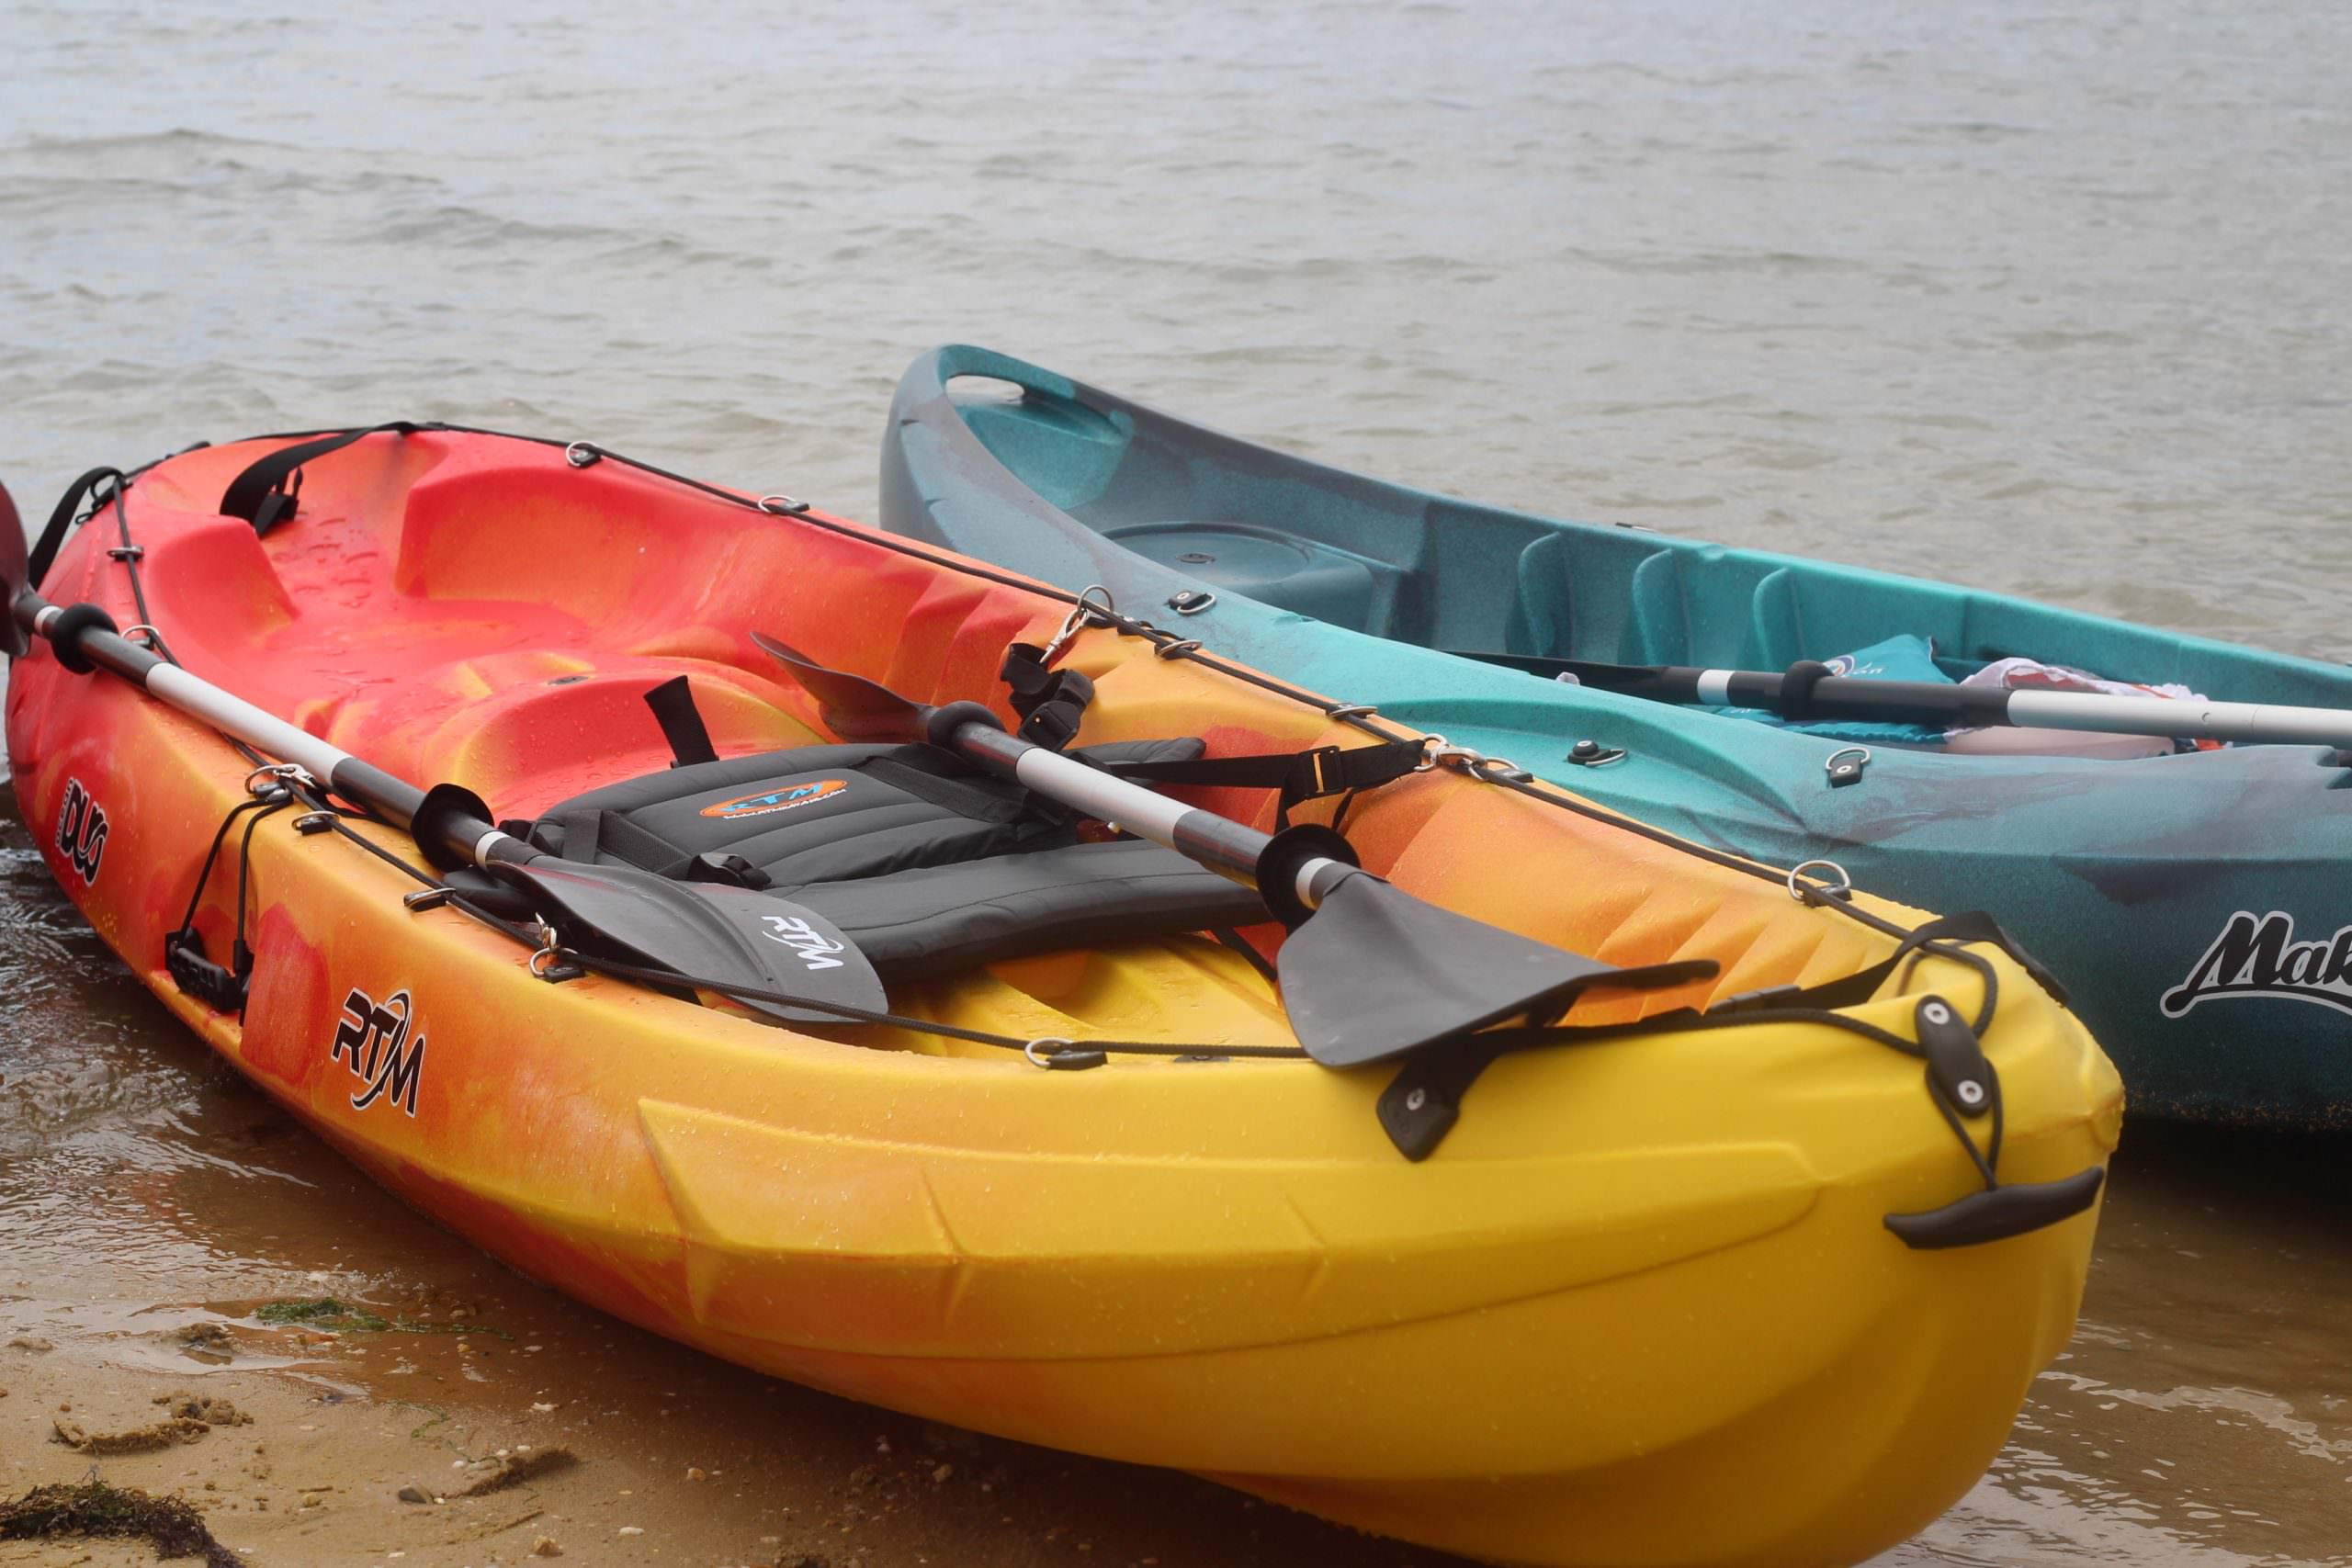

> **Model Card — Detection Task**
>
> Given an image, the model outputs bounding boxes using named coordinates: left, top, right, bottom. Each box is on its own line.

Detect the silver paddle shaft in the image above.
left=2002, top=689, right=2352, bottom=749
left=1686, top=660, right=2352, bottom=749
left=956, top=722, right=1354, bottom=911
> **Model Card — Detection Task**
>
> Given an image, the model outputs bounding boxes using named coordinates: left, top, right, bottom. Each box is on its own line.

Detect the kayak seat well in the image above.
left=1099, top=519, right=1392, bottom=632
left=520, top=736, right=1269, bottom=981
left=952, top=378, right=1129, bottom=513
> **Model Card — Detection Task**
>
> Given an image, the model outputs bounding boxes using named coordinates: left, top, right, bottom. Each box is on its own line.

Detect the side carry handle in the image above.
left=1883, top=1166, right=2106, bottom=1250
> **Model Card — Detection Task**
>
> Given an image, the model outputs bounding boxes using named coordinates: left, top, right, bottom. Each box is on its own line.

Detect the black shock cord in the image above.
left=230, top=797, right=285, bottom=976
left=167, top=790, right=291, bottom=1004
left=170, top=795, right=280, bottom=941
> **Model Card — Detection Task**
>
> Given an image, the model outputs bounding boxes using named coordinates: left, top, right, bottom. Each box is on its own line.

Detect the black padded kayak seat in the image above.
left=520, top=739, right=1270, bottom=981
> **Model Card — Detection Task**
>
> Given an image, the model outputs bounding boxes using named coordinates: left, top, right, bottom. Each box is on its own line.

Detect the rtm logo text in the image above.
left=762, top=914, right=847, bottom=972
left=331, top=987, right=428, bottom=1116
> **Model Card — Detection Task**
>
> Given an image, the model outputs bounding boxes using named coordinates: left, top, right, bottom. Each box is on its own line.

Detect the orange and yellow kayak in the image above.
left=6, top=425, right=2121, bottom=1567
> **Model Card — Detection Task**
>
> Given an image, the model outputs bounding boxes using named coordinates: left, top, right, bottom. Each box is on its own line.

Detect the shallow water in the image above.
left=4, top=0, right=2349, bottom=1562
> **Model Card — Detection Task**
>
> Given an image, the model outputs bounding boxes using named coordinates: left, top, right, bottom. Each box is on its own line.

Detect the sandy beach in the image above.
left=4, top=1263, right=1456, bottom=1568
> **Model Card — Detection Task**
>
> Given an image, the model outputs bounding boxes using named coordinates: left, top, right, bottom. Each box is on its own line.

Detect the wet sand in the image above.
left=4, top=790, right=2347, bottom=1568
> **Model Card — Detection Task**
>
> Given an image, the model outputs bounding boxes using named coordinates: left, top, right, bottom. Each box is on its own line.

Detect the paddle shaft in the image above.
left=951, top=720, right=1359, bottom=912
left=13, top=592, right=529, bottom=869
left=1522, top=655, right=2352, bottom=749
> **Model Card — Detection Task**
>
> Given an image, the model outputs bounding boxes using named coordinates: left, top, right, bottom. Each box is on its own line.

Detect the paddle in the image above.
left=752, top=633, right=1717, bottom=1067
left=0, top=488, right=887, bottom=1026
left=1469, top=651, right=2352, bottom=750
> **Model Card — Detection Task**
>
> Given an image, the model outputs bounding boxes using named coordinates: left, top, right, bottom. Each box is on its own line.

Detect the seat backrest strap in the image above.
left=645, top=676, right=720, bottom=767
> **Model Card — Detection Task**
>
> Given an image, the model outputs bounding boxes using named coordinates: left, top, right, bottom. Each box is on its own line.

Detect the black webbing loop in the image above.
left=644, top=676, right=719, bottom=767
left=28, top=468, right=126, bottom=590
left=219, top=423, right=421, bottom=534
left=1105, top=739, right=1428, bottom=826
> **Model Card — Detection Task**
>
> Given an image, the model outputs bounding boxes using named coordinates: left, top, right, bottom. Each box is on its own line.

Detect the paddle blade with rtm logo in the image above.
left=486, top=857, right=888, bottom=1026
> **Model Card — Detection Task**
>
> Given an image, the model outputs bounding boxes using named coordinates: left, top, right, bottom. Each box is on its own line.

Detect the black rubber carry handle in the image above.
left=1883, top=1166, right=2106, bottom=1249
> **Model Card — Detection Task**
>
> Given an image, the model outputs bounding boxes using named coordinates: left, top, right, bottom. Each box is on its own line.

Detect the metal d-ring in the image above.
left=563, top=441, right=602, bottom=468
left=1023, top=1036, right=1077, bottom=1068
left=1787, top=858, right=1854, bottom=903
left=1825, top=745, right=1871, bottom=786
left=1168, top=590, right=1216, bottom=615
left=757, top=494, right=807, bottom=514
left=527, top=920, right=564, bottom=977
left=120, top=624, right=163, bottom=648
left=1153, top=638, right=1203, bottom=660
left=1327, top=704, right=1378, bottom=722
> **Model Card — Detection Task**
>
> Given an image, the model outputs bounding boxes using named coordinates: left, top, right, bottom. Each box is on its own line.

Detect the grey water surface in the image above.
left=3, top=1, right=2347, bottom=1562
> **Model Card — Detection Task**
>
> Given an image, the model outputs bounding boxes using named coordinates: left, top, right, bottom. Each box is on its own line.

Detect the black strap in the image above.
left=539, top=807, right=773, bottom=890
left=644, top=676, right=719, bottom=767
left=28, top=468, right=126, bottom=590
left=1106, top=739, right=1428, bottom=825
left=853, top=751, right=1033, bottom=824
left=219, top=423, right=421, bottom=535
left=552, top=807, right=687, bottom=879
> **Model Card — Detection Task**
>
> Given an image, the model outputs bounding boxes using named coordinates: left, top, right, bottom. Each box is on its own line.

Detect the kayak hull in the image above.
left=9, top=429, right=2120, bottom=1566
left=881, top=344, right=2352, bottom=1127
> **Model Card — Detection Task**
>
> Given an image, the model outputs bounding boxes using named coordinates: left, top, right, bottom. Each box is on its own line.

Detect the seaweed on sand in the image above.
left=0, top=1478, right=239, bottom=1566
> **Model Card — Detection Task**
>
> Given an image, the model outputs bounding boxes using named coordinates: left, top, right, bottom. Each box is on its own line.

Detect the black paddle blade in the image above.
left=1276, top=870, right=1719, bottom=1068
left=751, top=631, right=929, bottom=743
left=0, top=479, right=29, bottom=657
left=489, top=858, right=888, bottom=1026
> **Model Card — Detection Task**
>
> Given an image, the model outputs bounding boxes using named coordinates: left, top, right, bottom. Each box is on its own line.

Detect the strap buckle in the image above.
left=250, top=468, right=302, bottom=537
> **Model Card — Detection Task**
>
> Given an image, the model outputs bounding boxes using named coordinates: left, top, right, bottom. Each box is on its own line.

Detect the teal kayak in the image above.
left=882, top=344, right=2352, bottom=1126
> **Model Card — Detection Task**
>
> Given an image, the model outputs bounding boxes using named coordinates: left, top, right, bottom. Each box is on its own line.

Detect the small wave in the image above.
left=593, top=235, right=777, bottom=276
left=3, top=127, right=298, bottom=159
left=1560, top=246, right=1867, bottom=278
left=1898, top=119, right=2043, bottom=141
left=343, top=203, right=638, bottom=252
